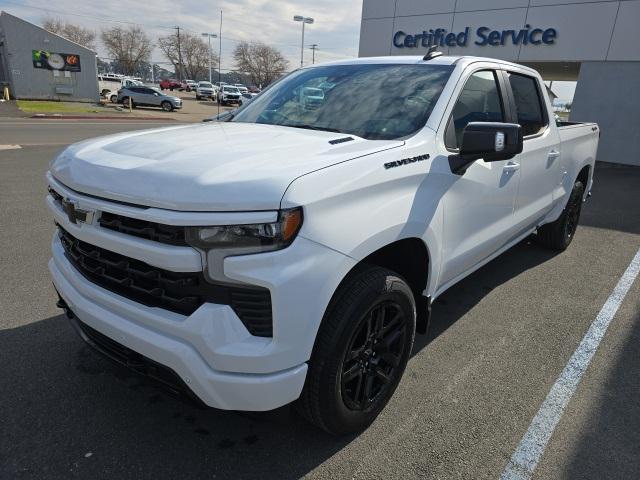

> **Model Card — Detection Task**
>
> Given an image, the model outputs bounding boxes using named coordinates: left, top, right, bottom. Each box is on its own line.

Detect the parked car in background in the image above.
left=159, top=79, right=182, bottom=91
left=185, top=80, right=198, bottom=92
left=218, top=85, right=241, bottom=106
left=104, top=90, right=119, bottom=103
left=239, top=92, right=258, bottom=106
left=98, top=74, right=142, bottom=97
left=234, top=84, right=249, bottom=94
left=117, top=86, right=182, bottom=111
left=196, top=81, right=217, bottom=101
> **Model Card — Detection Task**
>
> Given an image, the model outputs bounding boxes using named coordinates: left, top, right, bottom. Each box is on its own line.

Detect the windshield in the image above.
left=224, top=87, right=240, bottom=93
left=231, top=63, right=453, bottom=140
left=199, top=82, right=213, bottom=88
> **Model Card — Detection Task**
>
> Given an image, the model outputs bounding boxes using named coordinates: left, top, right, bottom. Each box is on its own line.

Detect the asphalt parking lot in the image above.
left=1, top=119, right=639, bottom=480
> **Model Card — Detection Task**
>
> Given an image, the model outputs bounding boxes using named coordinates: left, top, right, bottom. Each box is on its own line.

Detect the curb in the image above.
left=30, top=114, right=176, bottom=121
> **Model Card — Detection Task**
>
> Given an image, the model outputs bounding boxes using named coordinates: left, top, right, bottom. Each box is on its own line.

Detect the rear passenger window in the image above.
left=507, top=73, right=547, bottom=137
left=445, top=70, right=504, bottom=149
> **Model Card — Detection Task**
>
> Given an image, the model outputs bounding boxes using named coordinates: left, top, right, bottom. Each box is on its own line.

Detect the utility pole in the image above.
left=310, top=44, right=318, bottom=64
left=175, top=26, right=183, bottom=82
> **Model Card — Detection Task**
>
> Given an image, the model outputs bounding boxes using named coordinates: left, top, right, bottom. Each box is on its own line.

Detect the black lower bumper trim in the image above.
left=57, top=295, right=206, bottom=408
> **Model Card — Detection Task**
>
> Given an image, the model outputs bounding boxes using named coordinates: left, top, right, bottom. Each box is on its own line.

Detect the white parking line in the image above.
left=0, top=144, right=21, bottom=150
left=501, top=247, right=640, bottom=480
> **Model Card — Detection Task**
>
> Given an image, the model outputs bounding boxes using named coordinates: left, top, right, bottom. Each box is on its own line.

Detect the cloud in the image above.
left=0, top=0, right=363, bottom=71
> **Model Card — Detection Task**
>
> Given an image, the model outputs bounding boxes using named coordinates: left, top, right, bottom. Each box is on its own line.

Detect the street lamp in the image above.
left=201, top=32, right=217, bottom=83
left=293, top=15, right=314, bottom=68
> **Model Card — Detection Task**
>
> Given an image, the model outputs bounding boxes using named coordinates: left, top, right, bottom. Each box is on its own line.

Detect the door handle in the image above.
left=503, top=161, right=520, bottom=172
left=548, top=150, right=560, bottom=160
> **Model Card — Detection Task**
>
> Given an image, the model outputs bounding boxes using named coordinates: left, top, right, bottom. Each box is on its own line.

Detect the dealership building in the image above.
left=0, top=11, right=98, bottom=102
left=359, top=0, right=640, bottom=166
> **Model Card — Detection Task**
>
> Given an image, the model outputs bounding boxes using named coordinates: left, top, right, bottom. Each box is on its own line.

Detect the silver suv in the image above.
left=117, top=86, right=182, bottom=112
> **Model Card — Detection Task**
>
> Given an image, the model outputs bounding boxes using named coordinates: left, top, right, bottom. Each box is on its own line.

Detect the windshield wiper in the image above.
left=284, top=123, right=343, bottom=134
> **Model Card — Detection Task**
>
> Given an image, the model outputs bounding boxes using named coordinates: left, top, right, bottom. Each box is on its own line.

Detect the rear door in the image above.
left=501, top=69, right=562, bottom=231
left=438, top=65, right=522, bottom=286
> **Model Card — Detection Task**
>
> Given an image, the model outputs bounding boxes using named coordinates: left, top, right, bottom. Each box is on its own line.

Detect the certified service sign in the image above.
left=32, top=50, right=82, bottom=72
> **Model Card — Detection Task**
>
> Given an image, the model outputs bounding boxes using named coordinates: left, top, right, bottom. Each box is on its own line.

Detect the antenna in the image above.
left=423, top=45, right=443, bottom=61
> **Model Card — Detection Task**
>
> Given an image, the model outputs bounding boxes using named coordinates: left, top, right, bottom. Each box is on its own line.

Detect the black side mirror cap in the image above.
left=449, top=122, right=523, bottom=174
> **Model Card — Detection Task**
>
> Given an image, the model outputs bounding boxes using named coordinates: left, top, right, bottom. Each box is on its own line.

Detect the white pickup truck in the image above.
left=48, top=55, right=598, bottom=435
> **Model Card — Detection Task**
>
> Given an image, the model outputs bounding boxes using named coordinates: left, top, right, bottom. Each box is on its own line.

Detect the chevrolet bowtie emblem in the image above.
left=61, top=197, right=93, bottom=224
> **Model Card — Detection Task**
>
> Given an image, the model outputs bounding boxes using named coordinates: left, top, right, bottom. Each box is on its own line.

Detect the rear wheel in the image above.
left=536, top=180, right=585, bottom=251
left=297, top=266, right=416, bottom=435
left=161, top=101, right=173, bottom=112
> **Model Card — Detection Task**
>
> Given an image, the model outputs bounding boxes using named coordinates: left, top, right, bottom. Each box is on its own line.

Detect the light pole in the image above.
left=201, top=32, right=217, bottom=83
left=310, top=44, right=318, bottom=64
left=293, top=15, right=314, bottom=68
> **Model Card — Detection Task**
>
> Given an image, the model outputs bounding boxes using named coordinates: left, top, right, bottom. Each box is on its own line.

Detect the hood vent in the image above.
left=329, top=136, right=354, bottom=145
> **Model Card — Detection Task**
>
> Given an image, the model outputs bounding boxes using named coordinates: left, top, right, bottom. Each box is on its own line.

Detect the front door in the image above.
left=439, top=68, right=521, bottom=287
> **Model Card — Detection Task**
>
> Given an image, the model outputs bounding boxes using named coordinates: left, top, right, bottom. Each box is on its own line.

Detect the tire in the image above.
left=161, top=101, right=173, bottom=112
left=122, top=97, right=134, bottom=108
left=110, top=95, right=117, bottom=103
left=196, top=95, right=201, bottom=101
left=536, top=180, right=585, bottom=251
left=297, top=266, right=416, bottom=435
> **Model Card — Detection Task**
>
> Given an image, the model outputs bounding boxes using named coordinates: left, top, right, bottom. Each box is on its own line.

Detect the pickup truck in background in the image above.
left=47, top=55, right=598, bottom=435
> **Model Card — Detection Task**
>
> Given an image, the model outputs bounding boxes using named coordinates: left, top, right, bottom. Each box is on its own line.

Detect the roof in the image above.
left=309, top=55, right=541, bottom=76
left=0, top=11, right=97, bottom=54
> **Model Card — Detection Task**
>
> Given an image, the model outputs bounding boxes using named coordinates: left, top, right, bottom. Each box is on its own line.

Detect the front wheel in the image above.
left=536, top=180, right=585, bottom=251
left=161, top=101, right=173, bottom=112
left=297, top=266, right=416, bottom=435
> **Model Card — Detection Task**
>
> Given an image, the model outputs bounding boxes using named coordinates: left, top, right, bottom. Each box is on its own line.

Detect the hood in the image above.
left=50, top=122, right=403, bottom=211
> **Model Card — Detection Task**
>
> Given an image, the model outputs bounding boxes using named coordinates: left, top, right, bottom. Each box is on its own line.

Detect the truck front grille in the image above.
left=99, top=211, right=187, bottom=246
left=58, top=226, right=273, bottom=336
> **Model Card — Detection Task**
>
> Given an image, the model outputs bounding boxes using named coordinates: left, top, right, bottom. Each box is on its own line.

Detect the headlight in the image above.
left=186, top=207, right=303, bottom=254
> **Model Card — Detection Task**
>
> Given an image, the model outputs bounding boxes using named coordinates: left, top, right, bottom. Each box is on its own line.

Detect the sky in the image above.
left=0, top=0, right=364, bottom=72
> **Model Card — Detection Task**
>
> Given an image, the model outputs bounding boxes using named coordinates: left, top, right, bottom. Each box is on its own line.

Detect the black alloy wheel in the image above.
left=341, top=301, right=408, bottom=411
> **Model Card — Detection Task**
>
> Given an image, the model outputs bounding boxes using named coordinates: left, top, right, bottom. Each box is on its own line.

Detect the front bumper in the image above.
left=50, top=244, right=308, bottom=410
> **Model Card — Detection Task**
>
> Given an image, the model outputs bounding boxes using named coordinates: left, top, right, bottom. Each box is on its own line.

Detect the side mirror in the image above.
left=449, top=122, right=523, bottom=174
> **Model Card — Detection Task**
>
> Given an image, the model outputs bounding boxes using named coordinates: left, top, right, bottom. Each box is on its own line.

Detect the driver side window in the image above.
left=445, top=70, right=504, bottom=149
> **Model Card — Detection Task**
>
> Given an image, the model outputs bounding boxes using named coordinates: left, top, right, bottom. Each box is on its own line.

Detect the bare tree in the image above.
left=101, top=26, right=152, bottom=76
left=158, top=32, right=217, bottom=80
left=233, top=41, right=289, bottom=87
left=42, top=17, right=96, bottom=50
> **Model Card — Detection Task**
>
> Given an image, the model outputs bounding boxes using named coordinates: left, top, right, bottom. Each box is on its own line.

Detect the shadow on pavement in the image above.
left=580, top=162, right=640, bottom=235
left=564, top=314, right=640, bottom=479
left=0, top=315, right=352, bottom=480
left=416, top=239, right=558, bottom=354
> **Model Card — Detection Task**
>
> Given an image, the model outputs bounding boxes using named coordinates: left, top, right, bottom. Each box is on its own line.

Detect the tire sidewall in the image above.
left=560, top=181, right=585, bottom=248
left=314, top=270, right=416, bottom=434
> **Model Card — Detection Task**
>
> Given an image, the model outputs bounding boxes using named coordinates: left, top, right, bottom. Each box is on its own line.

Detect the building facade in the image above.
left=359, top=0, right=640, bottom=166
left=0, top=12, right=98, bottom=102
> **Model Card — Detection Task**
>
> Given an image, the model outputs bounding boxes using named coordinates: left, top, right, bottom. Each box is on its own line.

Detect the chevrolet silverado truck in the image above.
left=48, top=55, right=598, bottom=435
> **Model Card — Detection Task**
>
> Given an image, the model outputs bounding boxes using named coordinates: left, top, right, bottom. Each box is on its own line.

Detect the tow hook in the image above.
left=55, top=295, right=75, bottom=319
